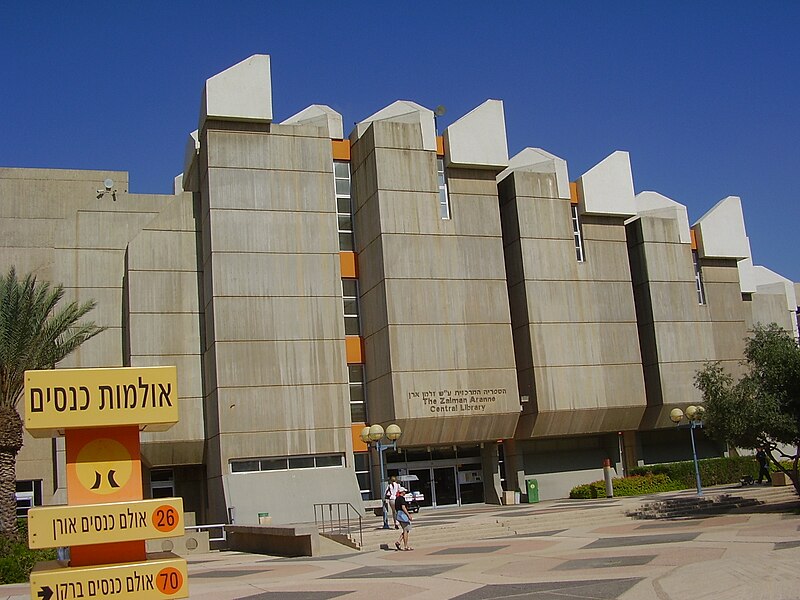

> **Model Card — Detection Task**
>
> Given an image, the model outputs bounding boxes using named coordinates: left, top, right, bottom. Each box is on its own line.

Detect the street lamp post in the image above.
left=360, top=423, right=402, bottom=529
left=670, top=405, right=706, bottom=497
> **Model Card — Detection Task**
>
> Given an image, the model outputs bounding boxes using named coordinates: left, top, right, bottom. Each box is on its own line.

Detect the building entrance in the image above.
left=388, top=454, right=484, bottom=508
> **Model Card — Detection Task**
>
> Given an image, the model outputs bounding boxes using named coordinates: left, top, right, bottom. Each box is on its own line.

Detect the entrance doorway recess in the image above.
left=388, top=456, right=484, bottom=508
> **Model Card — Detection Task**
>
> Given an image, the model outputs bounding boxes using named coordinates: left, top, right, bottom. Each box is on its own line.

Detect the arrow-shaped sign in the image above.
left=37, top=586, right=53, bottom=600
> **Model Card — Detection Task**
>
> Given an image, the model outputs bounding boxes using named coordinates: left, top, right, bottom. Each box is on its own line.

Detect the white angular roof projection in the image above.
left=444, top=99, right=508, bottom=170
left=576, top=151, right=636, bottom=217
left=281, top=104, right=344, bottom=140
left=355, top=100, right=436, bottom=151
left=693, top=196, right=751, bottom=260
left=634, top=191, right=692, bottom=244
left=498, top=148, right=570, bottom=199
left=199, top=54, right=273, bottom=129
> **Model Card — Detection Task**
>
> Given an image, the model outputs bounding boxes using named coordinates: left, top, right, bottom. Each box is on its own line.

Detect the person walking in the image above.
left=756, top=447, right=771, bottom=485
left=393, top=489, right=413, bottom=551
left=385, top=475, right=402, bottom=529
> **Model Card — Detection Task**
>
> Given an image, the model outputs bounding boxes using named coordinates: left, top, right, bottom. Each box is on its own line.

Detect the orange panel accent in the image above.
left=690, top=228, right=698, bottom=250
left=352, top=423, right=368, bottom=452
left=569, top=181, right=579, bottom=205
left=70, top=540, right=147, bottom=568
left=332, top=139, right=351, bottom=161
left=66, top=426, right=142, bottom=505
left=436, top=136, right=444, bottom=157
left=346, top=336, right=364, bottom=363
left=340, top=252, right=358, bottom=278
left=66, top=425, right=146, bottom=566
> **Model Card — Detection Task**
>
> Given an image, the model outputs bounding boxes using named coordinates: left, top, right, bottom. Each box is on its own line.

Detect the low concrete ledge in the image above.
left=363, top=499, right=384, bottom=517
left=226, top=524, right=319, bottom=557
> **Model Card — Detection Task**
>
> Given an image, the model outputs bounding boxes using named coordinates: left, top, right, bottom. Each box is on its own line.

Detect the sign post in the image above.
left=25, top=366, right=188, bottom=599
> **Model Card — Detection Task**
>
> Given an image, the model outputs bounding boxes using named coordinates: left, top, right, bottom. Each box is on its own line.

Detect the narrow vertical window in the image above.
left=334, top=161, right=353, bottom=251
left=571, top=204, right=585, bottom=262
left=342, top=279, right=360, bottom=335
left=348, top=364, right=366, bottom=423
left=693, top=251, right=706, bottom=305
left=354, top=452, right=371, bottom=500
left=438, top=158, right=450, bottom=220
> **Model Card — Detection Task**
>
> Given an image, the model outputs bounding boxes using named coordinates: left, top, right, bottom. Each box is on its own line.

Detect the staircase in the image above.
left=314, top=502, right=363, bottom=550
left=357, top=485, right=798, bottom=551
left=359, top=502, right=631, bottom=550
left=626, top=494, right=761, bottom=519
left=628, top=485, right=797, bottom=519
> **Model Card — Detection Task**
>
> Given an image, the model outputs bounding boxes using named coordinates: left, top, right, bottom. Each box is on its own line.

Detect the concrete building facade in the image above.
left=2, top=55, right=798, bottom=524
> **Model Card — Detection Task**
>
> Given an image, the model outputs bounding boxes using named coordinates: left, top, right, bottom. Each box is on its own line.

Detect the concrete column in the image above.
left=623, top=430, right=639, bottom=470
left=480, top=443, right=502, bottom=504
left=502, top=439, right=526, bottom=499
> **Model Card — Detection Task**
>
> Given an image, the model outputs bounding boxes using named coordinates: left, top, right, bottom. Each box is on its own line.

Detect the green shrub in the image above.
left=629, top=455, right=757, bottom=488
left=0, top=520, right=57, bottom=584
left=569, top=474, right=683, bottom=499
left=570, top=455, right=796, bottom=501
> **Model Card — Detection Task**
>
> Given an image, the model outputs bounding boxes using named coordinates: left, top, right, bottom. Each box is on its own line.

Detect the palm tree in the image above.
left=0, top=268, right=105, bottom=540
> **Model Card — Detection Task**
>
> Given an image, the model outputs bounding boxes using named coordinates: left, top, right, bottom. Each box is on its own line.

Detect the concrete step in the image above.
left=626, top=490, right=781, bottom=519
left=321, top=532, right=361, bottom=550
left=360, top=506, right=629, bottom=550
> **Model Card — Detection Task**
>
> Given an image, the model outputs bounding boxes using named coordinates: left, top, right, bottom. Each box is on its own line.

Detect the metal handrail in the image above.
left=313, top=502, right=363, bottom=549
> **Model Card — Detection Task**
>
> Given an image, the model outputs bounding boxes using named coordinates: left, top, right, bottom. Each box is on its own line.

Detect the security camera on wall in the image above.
left=96, top=178, right=117, bottom=200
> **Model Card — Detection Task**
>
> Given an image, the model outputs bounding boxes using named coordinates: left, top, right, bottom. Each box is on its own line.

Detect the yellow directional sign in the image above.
left=28, top=498, right=184, bottom=549
left=24, top=366, right=178, bottom=437
left=30, top=553, right=188, bottom=600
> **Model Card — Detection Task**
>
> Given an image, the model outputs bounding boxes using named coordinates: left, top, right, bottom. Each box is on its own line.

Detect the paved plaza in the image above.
left=3, top=485, right=798, bottom=599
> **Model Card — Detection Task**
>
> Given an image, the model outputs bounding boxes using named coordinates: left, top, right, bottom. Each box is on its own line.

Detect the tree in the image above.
left=0, top=268, right=105, bottom=540
left=695, top=323, right=800, bottom=497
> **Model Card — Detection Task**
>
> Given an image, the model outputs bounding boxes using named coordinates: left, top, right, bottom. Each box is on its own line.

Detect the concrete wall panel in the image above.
left=210, top=296, right=344, bottom=341
left=208, top=209, right=338, bottom=254
left=529, top=322, right=642, bottom=366
left=524, top=280, right=637, bottom=324
left=384, top=279, right=511, bottom=325
left=381, top=234, right=506, bottom=280
left=126, top=230, right=200, bottom=272
left=127, top=271, right=201, bottom=314
left=374, top=148, right=437, bottom=192
left=213, top=340, right=346, bottom=388
left=206, top=129, right=331, bottom=173
left=215, top=385, right=350, bottom=434
left=389, top=324, right=516, bottom=371
left=209, top=253, right=341, bottom=297
left=207, top=167, right=335, bottom=213
left=129, top=313, right=202, bottom=356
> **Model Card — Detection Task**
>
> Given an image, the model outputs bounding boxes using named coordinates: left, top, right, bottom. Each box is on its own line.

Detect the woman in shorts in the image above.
left=393, top=489, right=413, bottom=550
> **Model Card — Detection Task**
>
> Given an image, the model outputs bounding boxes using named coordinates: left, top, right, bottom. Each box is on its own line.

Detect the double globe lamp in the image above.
left=360, top=423, right=402, bottom=529
left=670, top=405, right=706, bottom=497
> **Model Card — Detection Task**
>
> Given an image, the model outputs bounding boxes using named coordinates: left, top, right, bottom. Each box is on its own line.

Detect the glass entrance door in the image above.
left=433, top=467, right=457, bottom=506
left=408, top=469, right=433, bottom=508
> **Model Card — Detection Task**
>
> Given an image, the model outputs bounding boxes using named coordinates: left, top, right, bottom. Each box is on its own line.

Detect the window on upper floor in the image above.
left=437, top=158, right=450, bottom=220
left=348, top=364, right=366, bottom=423
left=693, top=251, right=706, bottom=305
left=230, top=454, right=345, bottom=474
left=342, top=279, right=361, bottom=336
left=335, top=161, right=354, bottom=251
left=571, top=204, right=585, bottom=262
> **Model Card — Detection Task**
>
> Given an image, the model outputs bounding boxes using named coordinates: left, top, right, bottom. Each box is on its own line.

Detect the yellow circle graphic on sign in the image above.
left=75, top=438, right=133, bottom=495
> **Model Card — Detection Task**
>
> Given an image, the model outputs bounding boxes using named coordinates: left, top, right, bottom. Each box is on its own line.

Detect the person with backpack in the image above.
left=384, top=476, right=402, bottom=529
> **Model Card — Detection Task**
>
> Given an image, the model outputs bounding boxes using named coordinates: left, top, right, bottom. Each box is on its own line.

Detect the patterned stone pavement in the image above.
left=3, top=485, right=798, bottom=599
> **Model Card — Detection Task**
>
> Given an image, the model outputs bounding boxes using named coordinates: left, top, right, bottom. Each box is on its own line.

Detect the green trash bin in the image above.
left=525, top=478, right=539, bottom=503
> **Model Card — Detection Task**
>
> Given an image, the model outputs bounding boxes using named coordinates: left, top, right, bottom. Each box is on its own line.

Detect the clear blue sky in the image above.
left=2, top=1, right=798, bottom=281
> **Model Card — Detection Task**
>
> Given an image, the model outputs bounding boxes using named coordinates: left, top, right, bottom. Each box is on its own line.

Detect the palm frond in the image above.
left=0, top=268, right=106, bottom=409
